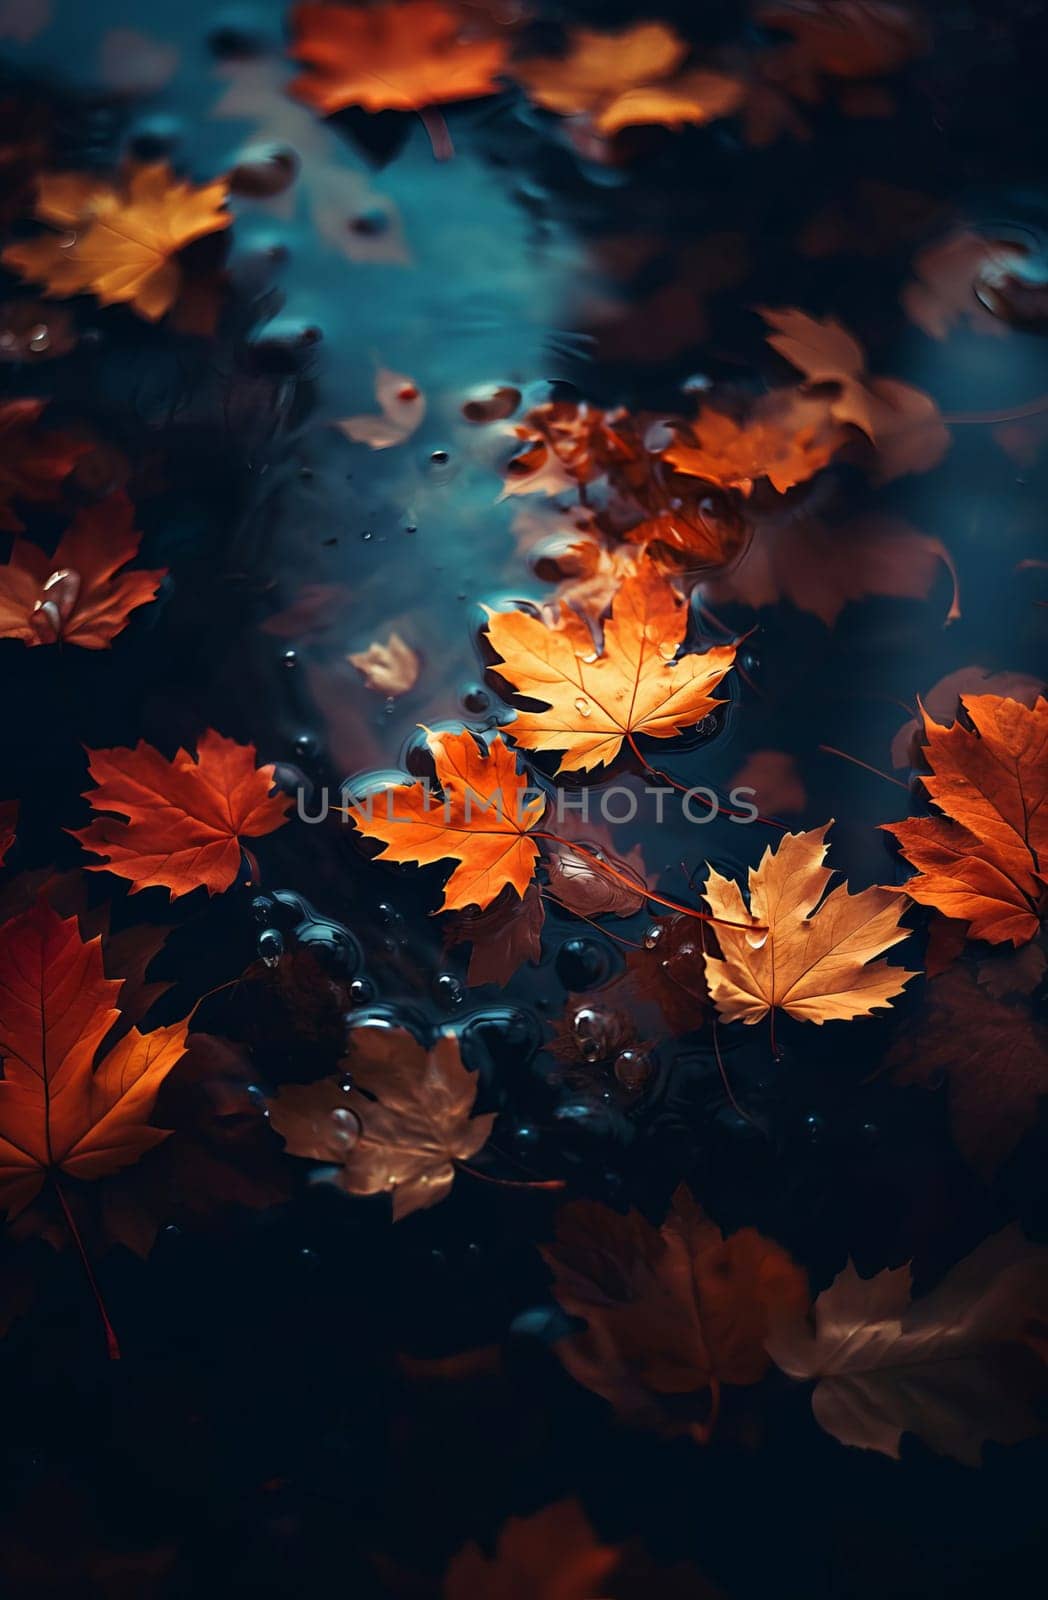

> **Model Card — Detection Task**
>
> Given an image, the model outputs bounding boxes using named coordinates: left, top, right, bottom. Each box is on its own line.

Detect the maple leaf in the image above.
left=348, top=630, right=420, bottom=695
left=759, top=307, right=950, bottom=481
left=73, top=730, right=291, bottom=898
left=902, top=231, right=1031, bottom=340
left=2, top=163, right=231, bottom=321
left=886, top=966, right=1048, bottom=1176
left=541, top=1186, right=808, bottom=1441
left=703, top=823, right=918, bottom=1025
left=335, top=368, right=425, bottom=450
left=269, top=1023, right=494, bottom=1220
left=444, top=881, right=545, bottom=986
left=0, top=902, right=188, bottom=1216
left=544, top=837, right=647, bottom=920
left=289, top=0, right=506, bottom=115
left=350, top=728, right=545, bottom=912
left=0, top=492, right=166, bottom=649
left=484, top=562, right=737, bottom=774
left=0, top=799, right=16, bottom=866
left=882, top=694, right=1048, bottom=946
left=664, top=394, right=844, bottom=496
left=0, top=397, right=87, bottom=533
left=701, top=512, right=959, bottom=627
left=890, top=666, right=1044, bottom=769
left=766, top=1226, right=1048, bottom=1464
left=444, top=1500, right=620, bottom=1600
left=514, top=22, right=741, bottom=138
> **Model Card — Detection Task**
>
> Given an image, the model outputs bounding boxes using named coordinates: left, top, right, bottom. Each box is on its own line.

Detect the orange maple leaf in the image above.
left=0, top=491, right=166, bottom=649
left=289, top=0, right=507, bottom=115
left=664, top=394, right=844, bottom=495
left=269, top=1023, right=495, bottom=1220
left=0, top=901, right=188, bottom=1216
left=349, top=727, right=544, bottom=912
left=882, top=694, right=1048, bottom=946
left=484, top=561, right=736, bottom=774
left=73, top=730, right=292, bottom=898
left=2, top=163, right=231, bottom=321
left=514, top=22, right=741, bottom=137
left=0, top=397, right=88, bottom=532
left=541, top=1185, right=808, bottom=1441
left=703, top=823, right=918, bottom=1025
left=445, top=1500, right=621, bottom=1600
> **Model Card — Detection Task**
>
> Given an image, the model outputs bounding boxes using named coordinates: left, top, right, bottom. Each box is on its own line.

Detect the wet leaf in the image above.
left=664, top=394, right=844, bottom=496
left=350, top=728, right=545, bottom=912
left=902, top=232, right=1030, bottom=339
left=444, top=880, right=545, bottom=986
left=541, top=1186, right=808, bottom=1440
left=444, top=1499, right=620, bottom=1600
left=890, top=667, right=1044, bottom=769
left=0, top=902, right=188, bottom=1216
left=335, top=368, right=425, bottom=449
left=0, top=491, right=165, bottom=648
left=289, top=0, right=507, bottom=115
left=73, top=730, right=291, bottom=898
left=514, top=22, right=740, bottom=138
left=882, top=694, right=1048, bottom=946
left=704, top=823, right=918, bottom=1025
left=269, top=1023, right=494, bottom=1220
left=3, top=163, right=231, bottom=321
left=348, top=630, right=420, bottom=695
left=766, top=1227, right=1048, bottom=1463
left=886, top=966, right=1048, bottom=1176
left=0, top=397, right=86, bottom=533
left=484, top=561, right=736, bottom=774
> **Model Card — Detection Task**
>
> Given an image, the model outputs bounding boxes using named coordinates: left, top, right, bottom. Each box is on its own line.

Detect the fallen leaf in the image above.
left=0, top=397, right=86, bottom=532
left=289, top=0, right=507, bottom=115
left=269, top=1023, right=494, bottom=1220
left=730, top=750, right=806, bottom=815
left=0, top=902, right=188, bottom=1215
left=3, top=163, right=231, bottom=321
left=484, top=562, right=737, bottom=774
left=349, top=728, right=545, bottom=912
left=886, top=966, right=1048, bottom=1176
left=664, top=394, right=844, bottom=496
left=766, top=1226, right=1048, bottom=1463
left=0, top=491, right=166, bottom=648
left=882, top=694, right=1048, bottom=946
left=902, top=232, right=1030, bottom=339
left=756, top=0, right=927, bottom=79
left=977, top=941, right=1047, bottom=999
left=702, top=513, right=959, bottom=627
left=514, top=23, right=740, bottom=138
left=335, top=368, right=425, bottom=449
left=444, top=1499, right=620, bottom=1600
left=541, top=1186, right=807, bottom=1440
left=544, top=839, right=647, bottom=919
left=444, top=880, right=545, bottom=986
left=73, top=730, right=291, bottom=898
left=0, top=801, right=17, bottom=866
left=348, top=630, right=420, bottom=695
left=704, top=823, right=918, bottom=1025
left=891, top=667, right=1044, bottom=769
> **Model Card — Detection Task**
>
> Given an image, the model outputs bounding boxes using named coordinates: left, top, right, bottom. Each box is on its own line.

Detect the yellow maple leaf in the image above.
left=703, top=823, right=919, bottom=1025
left=2, top=163, right=231, bottom=321
left=483, top=561, right=736, bottom=774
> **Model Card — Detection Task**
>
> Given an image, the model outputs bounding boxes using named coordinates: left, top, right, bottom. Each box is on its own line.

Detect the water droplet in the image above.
left=361, top=529, right=373, bottom=542
left=574, top=695, right=591, bottom=717
left=257, top=927, right=284, bottom=967
left=614, top=1048, right=654, bottom=1092
left=28, top=325, right=50, bottom=352
left=293, top=732, right=317, bottom=758
left=326, top=1105, right=361, bottom=1155
left=349, top=208, right=390, bottom=236
left=572, top=1005, right=615, bottom=1063
left=433, top=972, right=465, bottom=1009
left=643, top=924, right=663, bottom=950
left=429, top=448, right=450, bottom=466
left=251, top=895, right=275, bottom=926
left=281, top=647, right=298, bottom=669
left=461, top=683, right=491, bottom=714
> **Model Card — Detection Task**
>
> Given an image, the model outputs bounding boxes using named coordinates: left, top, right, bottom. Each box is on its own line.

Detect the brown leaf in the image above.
left=890, top=667, right=1044, bottom=769
left=269, top=1024, right=495, bottom=1220
left=886, top=966, right=1048, bottom=1176
left=902, top=232, right=1030, bottom=340
left=444, top=881, right=545, bottom=986
left=767, top=1226, right=1048, bottom=1463
left=335, top=369, right=425, bottom=450
left=730, top=750, right=806, bottom=815
left=542, top=1186, right=808, bottom=1440
left=348, top=630, right=420, bottom=696
left=444, top=1499, right=621, bottom=1600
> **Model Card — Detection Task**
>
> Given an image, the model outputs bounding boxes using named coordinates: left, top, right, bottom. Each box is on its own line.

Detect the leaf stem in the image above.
left=534, top=833, right=764, bottom=931
left=818, top=744, right=910, bottom=789
left=53, top=1177, right=121, bottom=1361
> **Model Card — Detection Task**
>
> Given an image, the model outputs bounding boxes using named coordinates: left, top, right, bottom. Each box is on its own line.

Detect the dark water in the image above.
left=1, top=1, right=1047, bottom=1595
